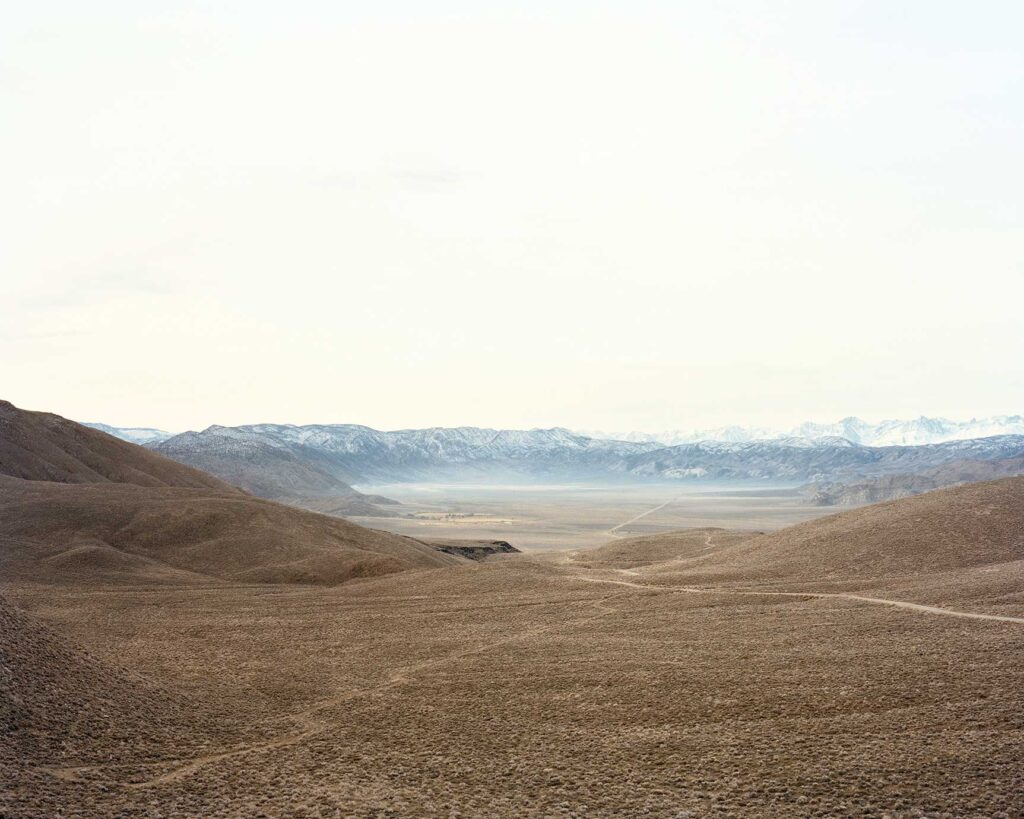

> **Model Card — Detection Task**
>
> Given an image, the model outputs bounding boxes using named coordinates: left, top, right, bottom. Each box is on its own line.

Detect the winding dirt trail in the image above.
left=41, top=556, right=1023, bottom=792
left=42, top=589, right=631, bottom=789
left=570, top=573, right=1024, bottom=624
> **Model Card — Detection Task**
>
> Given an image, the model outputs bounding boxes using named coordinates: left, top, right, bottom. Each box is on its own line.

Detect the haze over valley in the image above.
left=81, top=413, right=1024, bottom=550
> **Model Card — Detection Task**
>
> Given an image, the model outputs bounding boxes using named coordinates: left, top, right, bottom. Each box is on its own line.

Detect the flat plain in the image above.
left=346, top=482, right=835, bottom=550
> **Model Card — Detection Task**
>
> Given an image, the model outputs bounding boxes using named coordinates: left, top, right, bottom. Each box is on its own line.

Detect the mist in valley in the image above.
left=349, top=481, right=835, bottom=551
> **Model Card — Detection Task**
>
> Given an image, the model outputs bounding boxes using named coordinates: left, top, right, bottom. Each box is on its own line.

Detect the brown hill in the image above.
left=0, top=477, right=460, bottom=586
left=0, top=402, right=461, bottom=586
left=648, top=477, right=1024, bottom=588
left=0, top=400, right=235, bottom=491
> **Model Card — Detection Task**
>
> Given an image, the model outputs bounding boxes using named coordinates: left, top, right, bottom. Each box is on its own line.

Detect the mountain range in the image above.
left=152, top=424, right=659, bottom=489
left=143, top=421, right=1024, bottom=491
left=580, top=414, right=1024, bottom=447
left=93, top=413, right=1024, bottom=451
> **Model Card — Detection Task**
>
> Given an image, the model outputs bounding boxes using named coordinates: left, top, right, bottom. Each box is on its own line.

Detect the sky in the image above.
left=2, top=1, right=1022, bottom=433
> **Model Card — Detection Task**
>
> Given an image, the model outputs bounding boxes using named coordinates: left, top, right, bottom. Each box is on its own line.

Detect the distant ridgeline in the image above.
left=116, top=420, right=1024, bottom=490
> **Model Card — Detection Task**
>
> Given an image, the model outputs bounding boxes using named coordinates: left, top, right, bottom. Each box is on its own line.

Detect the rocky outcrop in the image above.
left=427, top=540, right=521, bottom=561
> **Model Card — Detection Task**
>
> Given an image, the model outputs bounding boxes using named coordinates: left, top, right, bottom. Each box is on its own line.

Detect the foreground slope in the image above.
left=0, top=591, right=222, bottom=768
left=0, top=589, right=257, bottom=818
left=8, top=548, right=1022, bottom=817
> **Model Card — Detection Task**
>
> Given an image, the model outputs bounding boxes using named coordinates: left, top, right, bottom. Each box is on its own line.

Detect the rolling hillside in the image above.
left=0, top=478, right=458, bottom=586
left=629, top=478, right=1024, bottom=600
left=0, top=401, right=460, bottom=586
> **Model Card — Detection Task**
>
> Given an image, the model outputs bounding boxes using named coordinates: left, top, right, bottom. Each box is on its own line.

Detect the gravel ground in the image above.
left=4, top=547, right=1023, bottom=818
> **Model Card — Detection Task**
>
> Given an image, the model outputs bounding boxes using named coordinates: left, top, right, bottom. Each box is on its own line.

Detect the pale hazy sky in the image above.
left=3, top=2, right=1022, bottom=432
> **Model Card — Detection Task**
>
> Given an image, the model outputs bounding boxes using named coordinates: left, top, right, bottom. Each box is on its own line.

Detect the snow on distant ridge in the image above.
left=579, top=415, right=1024, bottom=447
left=90, top=415, right=1024, bottom=451
left=143, top=419, right=1024, bottom=486
left=83, top=422, right=175, bottom=445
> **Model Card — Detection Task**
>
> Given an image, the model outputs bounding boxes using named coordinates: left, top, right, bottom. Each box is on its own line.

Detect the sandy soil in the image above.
left=5, top=552, right=1023, bottom=817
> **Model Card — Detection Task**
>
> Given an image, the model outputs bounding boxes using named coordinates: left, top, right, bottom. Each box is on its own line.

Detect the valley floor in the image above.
left=346, top=482, right=835, bottom=550
left=5, top=547, right=1023, bottom=818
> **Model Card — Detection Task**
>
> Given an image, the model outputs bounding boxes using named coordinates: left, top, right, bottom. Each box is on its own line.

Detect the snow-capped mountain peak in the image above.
left=579, top=415, right=1024, bottom=448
